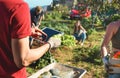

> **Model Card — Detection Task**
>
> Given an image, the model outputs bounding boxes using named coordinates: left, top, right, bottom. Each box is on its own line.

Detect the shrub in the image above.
left=72, top=46, right=102, bottom=65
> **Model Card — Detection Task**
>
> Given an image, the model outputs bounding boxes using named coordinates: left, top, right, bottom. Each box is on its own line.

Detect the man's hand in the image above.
left=48, top=37, right=61, bottom=48
left=31, top=27, right=47, bottom=41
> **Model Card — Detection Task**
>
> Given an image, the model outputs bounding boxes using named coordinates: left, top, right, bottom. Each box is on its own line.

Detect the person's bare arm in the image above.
left=38, top=14, right=44, bottom=27
left=80, top=25, right=86, bottom=32
left=11, top=36, right=50, bottom=68
left=101, top=23, right=115, bottom=58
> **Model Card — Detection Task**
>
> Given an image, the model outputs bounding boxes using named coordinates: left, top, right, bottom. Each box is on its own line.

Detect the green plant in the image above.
left=72, top=46, right=102, bottom=65
left=29, top=52, right=52, bottom=69
left=61, top=34, right=76, bottom=47
left=87, top=28, right=97, bottom=35
left=103, top=14, right=120, bottom=27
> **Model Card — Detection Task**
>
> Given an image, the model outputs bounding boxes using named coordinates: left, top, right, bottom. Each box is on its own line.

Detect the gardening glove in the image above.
left=48, top=37, right=61, bottom=48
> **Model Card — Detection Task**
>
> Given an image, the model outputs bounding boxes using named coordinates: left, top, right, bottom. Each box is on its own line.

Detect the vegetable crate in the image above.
left=28, top=63, right=87, bottom=78
left=109, top=58, right=120, bottom=73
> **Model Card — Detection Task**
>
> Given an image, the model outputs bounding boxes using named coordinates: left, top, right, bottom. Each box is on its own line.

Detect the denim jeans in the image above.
left=80, top=32, right=86, bottom=43
left=109, top=73, right=120, bottom=78
left=74, top=32, right=86, bottom=43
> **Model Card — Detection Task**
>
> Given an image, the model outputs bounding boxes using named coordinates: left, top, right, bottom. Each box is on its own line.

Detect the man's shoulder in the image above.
left=106, top=21, right=120, bottom=32
left=109, top=21, right=119, bottom=27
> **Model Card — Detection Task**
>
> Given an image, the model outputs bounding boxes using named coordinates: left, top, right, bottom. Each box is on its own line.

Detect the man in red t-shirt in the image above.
left=0, top=0, right=56, bottom=78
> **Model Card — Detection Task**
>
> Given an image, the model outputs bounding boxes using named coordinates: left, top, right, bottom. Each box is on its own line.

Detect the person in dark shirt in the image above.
left=30, top=6, right=44, bottom=28
left=30, top=6, right=46, bottom=48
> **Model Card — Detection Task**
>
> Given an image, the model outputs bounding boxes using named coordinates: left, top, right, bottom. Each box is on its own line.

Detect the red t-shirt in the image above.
left=0, top=0, right=31, bottom=78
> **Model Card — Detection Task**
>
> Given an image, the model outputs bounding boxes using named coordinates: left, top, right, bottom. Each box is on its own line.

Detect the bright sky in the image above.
left=24, top=0, right=53, bottom=9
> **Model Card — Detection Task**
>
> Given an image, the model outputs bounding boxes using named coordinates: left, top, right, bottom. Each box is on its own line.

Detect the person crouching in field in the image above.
left=73, top=20, right=87, bottom=46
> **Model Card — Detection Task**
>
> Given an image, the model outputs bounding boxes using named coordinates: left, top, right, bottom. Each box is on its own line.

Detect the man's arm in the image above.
left=80, top=25, right=86, bottom=33
left=11, top=3, right=50, bottom=68
left=11, top=36, right=50, bottom=68
left=101, top=23, right=115, bottom=58
left=38, top=11, right=44, bottom=27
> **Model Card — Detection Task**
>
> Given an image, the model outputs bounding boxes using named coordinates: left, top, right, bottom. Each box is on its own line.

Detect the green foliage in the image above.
left=53, top=34, right=62, bottom=38
left=45, top=11, right=62, bottom=20
left=81, top=18, right=92, bottom=29
left=27, top=67, right=36, bottom=75
left=41, top=20, right=74, bottom=34
left=44, top=13, right=53, bottom=20
left=53, top=5, right=69, bottom=12
left=81, top=17, right=102, bottom=29
left=94, top=16, right=102, bottom=26
left=61, top=12, right=70, bottom=20
left=45, top=5, right=69, bottom=21
left=72, top=46, right=102, bottom=65
left=61, top=34, right=76, bottom=46
left=103, top=14, right=120, bottom=26
left=29, top=52, right=51, bottom=69
left=87, top=28, right=97, bottom=35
